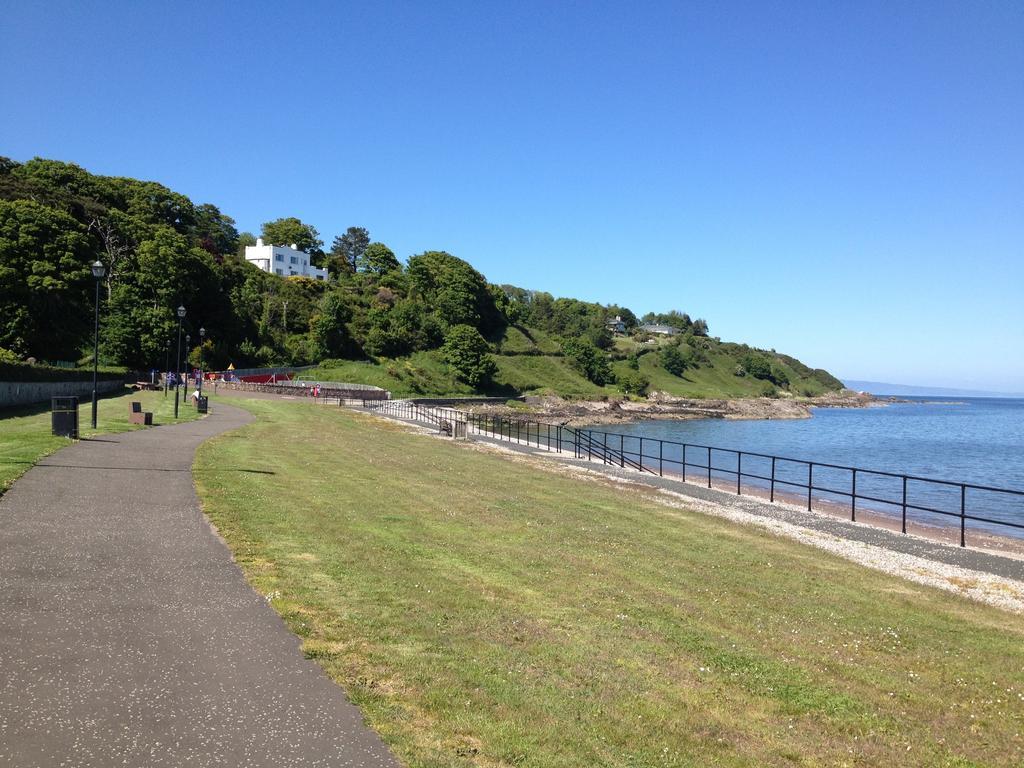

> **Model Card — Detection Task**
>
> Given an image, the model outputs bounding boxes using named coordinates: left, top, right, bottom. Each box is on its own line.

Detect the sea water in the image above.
left=610, top=398, right=1024, bottom=539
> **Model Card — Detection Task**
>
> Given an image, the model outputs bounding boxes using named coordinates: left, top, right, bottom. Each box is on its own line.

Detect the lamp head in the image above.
left=177, top=306, right=186, bottom=319
left=91, top=261, right=106, bottom=279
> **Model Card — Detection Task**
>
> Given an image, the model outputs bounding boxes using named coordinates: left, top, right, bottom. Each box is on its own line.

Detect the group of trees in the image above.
left=1, top=157, right=744, bottom=396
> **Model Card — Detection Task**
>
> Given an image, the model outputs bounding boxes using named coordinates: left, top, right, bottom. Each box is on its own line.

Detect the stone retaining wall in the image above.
left=0, top=380, right=126, bottom=408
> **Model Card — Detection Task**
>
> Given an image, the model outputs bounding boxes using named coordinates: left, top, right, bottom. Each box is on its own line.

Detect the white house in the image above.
left=638, top=323, right=679, bottom=336
left=244, top=238, right=328, bottom=281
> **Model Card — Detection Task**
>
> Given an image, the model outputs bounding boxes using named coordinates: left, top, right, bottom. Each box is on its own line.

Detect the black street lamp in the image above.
left=198, top=327, right=205, bottom=397
left=90, top=260, right=106, bottom=429
left=185, top=334, right=191, bottom=403
left=174, top=305, right=185, bottom=418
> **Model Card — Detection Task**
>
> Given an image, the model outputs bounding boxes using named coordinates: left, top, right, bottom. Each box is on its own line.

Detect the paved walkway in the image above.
left=0, top=401, right=399, bottom=767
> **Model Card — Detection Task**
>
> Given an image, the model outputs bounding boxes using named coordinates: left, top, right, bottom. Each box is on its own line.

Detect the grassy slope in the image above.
left=0, top=387, right=202, bottom=493
left=304, top=327, right=840, bottom=400
left=195, top=397, right=1024, bottom=768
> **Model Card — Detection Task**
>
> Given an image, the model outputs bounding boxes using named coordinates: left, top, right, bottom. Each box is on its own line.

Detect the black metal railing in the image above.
left=360, top=400, right=1024, bottom=548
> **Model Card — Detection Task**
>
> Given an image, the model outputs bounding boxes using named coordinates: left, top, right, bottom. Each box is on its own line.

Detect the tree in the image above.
left=310, top=291, right=354, bottom=360
left=358, top=242, right=400, bottom=275
left=407, top=251, right=503, bottom=332
left=691, top=317, right=709, bottom=336
left=442, top=324, right=496, bottom=388
left=261, top=217, right=323, bottom=256
left=661, top=344, right=689, bottom=377
left=618, top=371, right=649, bottom=396
left=0, top=199, right=95, bottom=360
left=328, top=226, right=370, bottom=274
left=562, top=339, right=614, bottom=385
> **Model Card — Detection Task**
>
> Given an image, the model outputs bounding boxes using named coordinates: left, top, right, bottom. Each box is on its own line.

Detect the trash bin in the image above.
left=52, top=396, right=79, bottom=438
left=197, top=396, right=209, bottom=414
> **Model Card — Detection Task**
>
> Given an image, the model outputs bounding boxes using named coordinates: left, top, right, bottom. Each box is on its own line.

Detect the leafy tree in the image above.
left=442, top=324, right=496, bottom=388
left=261, top=217, right=323, bottom=256
left=358, top=242, right=400, bottom=275
left=691, top=317, right=709, bottom=336
left=618, top=371, right=649, bottom=396
left=661, top=344, right=690, bottom=377
left=310, top=292, right=354, bottom=359
left=562, top=339, right=614, bottom=385
left=739, top=353, right=771, bottom=381
left=328, top=226, right=370, bottom=274
left=0, top=199, right=95, bottom=360
left=408, top=251, right=503, bottom=332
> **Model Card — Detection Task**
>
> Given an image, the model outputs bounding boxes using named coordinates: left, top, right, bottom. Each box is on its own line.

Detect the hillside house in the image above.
left=244, top=238, right=328, bottom=281
left=637, top=323, right=679, bottom=336
left=605, top=315, right=626, bottom=334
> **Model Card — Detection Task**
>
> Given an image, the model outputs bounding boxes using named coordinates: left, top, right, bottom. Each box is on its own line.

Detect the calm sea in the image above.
left=611, top=397, right=1024, bottom=538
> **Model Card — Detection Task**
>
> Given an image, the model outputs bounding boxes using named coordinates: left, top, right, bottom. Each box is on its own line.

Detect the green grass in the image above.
left=0, top=387, right=202, bottom=493
left=196, top=397, right=1024, bottom=768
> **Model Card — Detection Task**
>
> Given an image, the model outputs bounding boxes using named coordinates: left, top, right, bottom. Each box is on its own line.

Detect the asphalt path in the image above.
left=0, top=400, right=399, bottom=767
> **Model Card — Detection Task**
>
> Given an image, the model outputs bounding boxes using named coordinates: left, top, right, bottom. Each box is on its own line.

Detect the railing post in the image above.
left=707, top=447, right=712, bottom=488
left=659, top=440, right=664, bottom=477
left=639, top=436, right=644, bottom=473
left=681, top=444, right=686, bottom=481
left=602, top=432, right=608, bottom=465
left=620, top=434, right=625, bottom=468
left=960, top=484, right=966, bottom=548
left=807, top=463, right=813, bottom=511
left=901, top=476, right=907, bottom=534
left=770, top=456, right=776, bottom=502
left=736, top=452, right=742, bottom=495
left=851, top=469, right=857, bottom=522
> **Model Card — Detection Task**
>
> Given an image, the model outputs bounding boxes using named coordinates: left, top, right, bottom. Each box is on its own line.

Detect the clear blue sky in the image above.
left=3, top=1, right=1022, bottom=391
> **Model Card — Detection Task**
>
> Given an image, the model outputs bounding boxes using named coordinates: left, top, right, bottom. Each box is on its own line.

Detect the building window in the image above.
left=275, top=268, right=283, bottom=275
left=275, top=253, right=283, bottom=262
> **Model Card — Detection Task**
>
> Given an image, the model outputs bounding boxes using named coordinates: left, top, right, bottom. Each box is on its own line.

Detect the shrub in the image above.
left=661, top=344, right=689, bottom=377
left=562, top=339, right=614, bottom=386
left=618, top=371, right=649, bottom=396
left=442, top=325, right=496, bottom=388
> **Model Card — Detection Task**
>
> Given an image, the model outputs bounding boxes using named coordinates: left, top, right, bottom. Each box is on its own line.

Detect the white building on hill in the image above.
left=244, top=238, right=328, bottom=281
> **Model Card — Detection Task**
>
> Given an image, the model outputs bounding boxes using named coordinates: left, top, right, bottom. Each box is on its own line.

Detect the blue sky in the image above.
left=3, top=1, right=1022, bottom=391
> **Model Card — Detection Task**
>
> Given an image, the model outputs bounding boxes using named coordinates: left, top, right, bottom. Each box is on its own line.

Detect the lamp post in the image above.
left=198, top=327, right=205, bottom=397
left=90, top=260, right=106, bottom=429
left=174, top=305, right=185, bottom=418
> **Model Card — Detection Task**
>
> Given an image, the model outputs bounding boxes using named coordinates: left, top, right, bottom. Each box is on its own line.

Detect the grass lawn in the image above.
left=0, top=387, right=202, bottom=493
left=196, top=398, right=1024, bottom=768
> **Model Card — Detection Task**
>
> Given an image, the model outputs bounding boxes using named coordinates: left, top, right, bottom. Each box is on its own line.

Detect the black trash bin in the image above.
left=197, top=396, right=209, bottom=414
left=52, top=396, right=79, bottom=438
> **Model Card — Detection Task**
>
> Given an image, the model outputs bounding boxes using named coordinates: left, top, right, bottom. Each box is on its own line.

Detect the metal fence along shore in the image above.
left=355, top=399, right=1024, bottom=549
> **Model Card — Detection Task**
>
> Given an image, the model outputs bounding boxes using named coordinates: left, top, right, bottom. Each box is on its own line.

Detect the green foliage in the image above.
left=358, top=242, right=400, bottom=275
left=562, top=339, right=615, bottom=385
left=618, top=370, right=649, bottom=396
left=328, top=226, right=369, bottom=275
left=261, top=217, right=323, bottom=256
left=408, top=251, right=503, bottom=332
left=660, top=344, right=690, bottom=377
left=0, top=199, right=95, bottom=360
left=0, top=156, right=845, bottom=398
left=310, top=292, right=354, bottom=360
left=441, top=324, right=496, bottom=387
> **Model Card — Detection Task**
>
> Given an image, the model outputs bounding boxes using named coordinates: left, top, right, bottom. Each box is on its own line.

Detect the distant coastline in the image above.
left=844, top=380, right=1024, bottom=399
